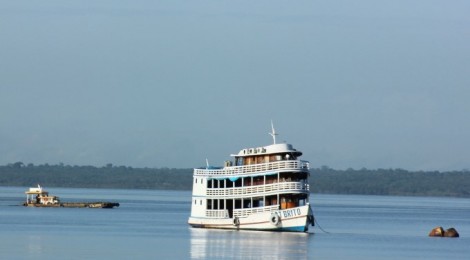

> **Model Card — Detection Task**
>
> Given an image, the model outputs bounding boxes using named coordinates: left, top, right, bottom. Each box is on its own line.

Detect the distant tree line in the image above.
left=311, top=166, right=470, bottom=197
left=1, top=162, right=469, bottom=197
left=0, top=162, right=192, bottom=190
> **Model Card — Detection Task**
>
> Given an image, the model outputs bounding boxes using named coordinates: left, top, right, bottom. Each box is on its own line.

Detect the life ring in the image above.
left=270, top=212, right=280, bottom=226
left=233, top=217, right=240, bottom=226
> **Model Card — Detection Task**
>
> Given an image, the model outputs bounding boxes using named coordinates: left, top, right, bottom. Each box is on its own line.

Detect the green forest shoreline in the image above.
left=1, top=163, right=469, bottom=198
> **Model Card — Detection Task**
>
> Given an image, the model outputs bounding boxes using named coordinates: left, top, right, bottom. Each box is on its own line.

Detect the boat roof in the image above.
left=25, top=185, right=48, bottom=195
left=230, top=123, right=303, bottom=157
left=231, top=143, right=302, bottom=157
left=25, top=190, right=49, bottom=195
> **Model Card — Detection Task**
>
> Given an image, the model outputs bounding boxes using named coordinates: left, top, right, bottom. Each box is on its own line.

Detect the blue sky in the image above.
left=1, top=0, right=469, bottom=170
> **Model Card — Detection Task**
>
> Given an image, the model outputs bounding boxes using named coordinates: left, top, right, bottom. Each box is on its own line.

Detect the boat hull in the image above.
left=23, top=202, right=120, bottom=208
left=188, top=205, right=313, bottom=232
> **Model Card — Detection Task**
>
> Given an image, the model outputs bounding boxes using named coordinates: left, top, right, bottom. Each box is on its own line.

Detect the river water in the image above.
left=1, top=187, right=469, bottom=259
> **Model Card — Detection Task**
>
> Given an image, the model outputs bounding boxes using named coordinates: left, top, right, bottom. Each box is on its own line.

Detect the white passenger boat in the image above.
left=188, top=124, right=314, bottom=232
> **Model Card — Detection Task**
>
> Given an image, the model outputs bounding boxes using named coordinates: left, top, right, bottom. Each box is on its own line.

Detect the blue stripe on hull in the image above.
left=279, top=226, right=308, bottom=232
left=233, top=225, right=307, bottom=232
left=189, top=224, right=308, bottom=232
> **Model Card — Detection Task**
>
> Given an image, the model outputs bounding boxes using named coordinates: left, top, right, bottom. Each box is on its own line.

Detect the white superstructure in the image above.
left=188, top=125, right=314, bottom=232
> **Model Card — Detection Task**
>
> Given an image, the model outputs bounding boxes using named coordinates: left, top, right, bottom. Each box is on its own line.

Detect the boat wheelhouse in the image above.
left=25, top=185, right=60, bottom=206
left=188, top=124, right=314, bottom=232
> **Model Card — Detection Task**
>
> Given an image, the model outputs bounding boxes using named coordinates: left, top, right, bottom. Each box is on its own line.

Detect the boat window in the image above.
left=234, top=178, right=242, bottom=188
left=253, top=197, right=263, bottom=208
left=195, top=178, right=198, bottom=184
left=243, top=199, right=251, bottom=208
left=234, top=199, right=241, bottom=209
left=236, top=157, right=244, bottom=166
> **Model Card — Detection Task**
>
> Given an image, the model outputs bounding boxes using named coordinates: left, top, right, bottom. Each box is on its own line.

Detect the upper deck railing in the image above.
left=194, top=160, right=309, bottom=177
left=206, top=181, right=309, bottom=197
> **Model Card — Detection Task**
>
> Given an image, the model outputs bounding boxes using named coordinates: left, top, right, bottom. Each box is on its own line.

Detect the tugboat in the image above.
left=23, top=185, right=119, bottom=208
left=188, top=123, right=314, bottom=232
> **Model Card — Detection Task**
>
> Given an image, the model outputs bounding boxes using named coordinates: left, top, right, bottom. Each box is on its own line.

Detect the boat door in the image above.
left=226, top=200, right=234, bottom=218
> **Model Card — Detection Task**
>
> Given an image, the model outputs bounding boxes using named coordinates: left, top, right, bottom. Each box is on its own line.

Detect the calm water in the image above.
left=1, top=187, right=469, bottom=259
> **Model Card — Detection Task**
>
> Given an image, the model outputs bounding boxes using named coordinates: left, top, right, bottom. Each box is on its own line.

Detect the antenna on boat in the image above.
left=206, top=158, right=210, bottom=169
left=269, top=120, right=278, bottom=144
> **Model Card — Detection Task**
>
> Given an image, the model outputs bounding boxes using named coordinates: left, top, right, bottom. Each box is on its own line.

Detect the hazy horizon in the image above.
left=1, top=1, right=469, bottom=171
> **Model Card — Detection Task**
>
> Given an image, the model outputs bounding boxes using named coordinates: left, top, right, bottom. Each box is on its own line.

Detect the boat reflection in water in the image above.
left=190, top=228, right=311, bottom=259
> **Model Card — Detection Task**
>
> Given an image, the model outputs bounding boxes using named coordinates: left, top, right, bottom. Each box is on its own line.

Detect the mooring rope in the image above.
left=313, top=214, right=330, bottom=234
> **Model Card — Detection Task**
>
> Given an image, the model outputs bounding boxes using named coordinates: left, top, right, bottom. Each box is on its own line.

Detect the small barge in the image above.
left=23, top=185, right=119, bottom=209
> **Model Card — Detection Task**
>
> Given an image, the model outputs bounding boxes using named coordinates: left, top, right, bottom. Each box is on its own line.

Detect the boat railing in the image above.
left=233, top=205, right=279, bottom=218
left=206, top=181, right=309, bottom=197
left=194, top=160, right=309, bottom=176
left=205, top=209, right=229, bottom=218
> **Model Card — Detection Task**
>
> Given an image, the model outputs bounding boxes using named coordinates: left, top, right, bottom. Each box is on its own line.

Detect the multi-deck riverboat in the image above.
left=188, top=125, right=314, bottom=232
